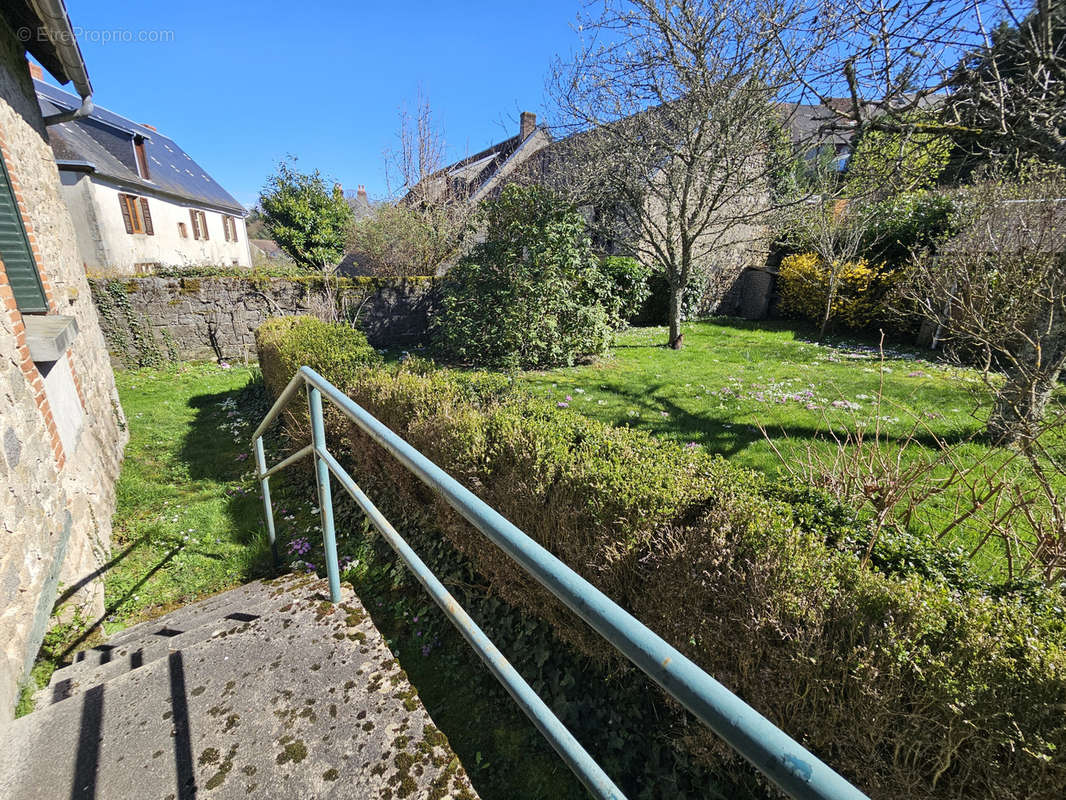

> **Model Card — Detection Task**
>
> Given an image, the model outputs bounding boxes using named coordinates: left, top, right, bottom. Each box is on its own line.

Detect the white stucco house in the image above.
left=33, top=72, right=250, bottom=275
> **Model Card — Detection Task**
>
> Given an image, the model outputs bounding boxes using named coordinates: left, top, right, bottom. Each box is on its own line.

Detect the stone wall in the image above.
left=89, top=275, right=436, bottom=364
left=0, top=21, right=128, bottom=719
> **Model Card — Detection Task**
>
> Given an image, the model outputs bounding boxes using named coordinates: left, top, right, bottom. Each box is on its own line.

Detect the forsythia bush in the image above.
left=779, top=252, right=895, bottom=331
left=258, top=319, right=1066, bottom=800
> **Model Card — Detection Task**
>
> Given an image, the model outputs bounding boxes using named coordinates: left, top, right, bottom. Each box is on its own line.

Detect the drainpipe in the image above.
left=30, top=0, right=94, bottom=125
left=43, top=94, right=93, bottom=126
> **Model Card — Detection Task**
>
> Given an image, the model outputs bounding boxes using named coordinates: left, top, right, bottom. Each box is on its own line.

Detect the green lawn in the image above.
left=516, top=318, right=1058, bottom=576
left=520, top=319, right=987, bottom=468
left=103, top=362, right=276, bottom=626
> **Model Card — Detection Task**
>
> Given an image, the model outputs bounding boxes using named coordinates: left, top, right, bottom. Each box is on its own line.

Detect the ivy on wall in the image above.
left=88, top=279, right=177, bottom=368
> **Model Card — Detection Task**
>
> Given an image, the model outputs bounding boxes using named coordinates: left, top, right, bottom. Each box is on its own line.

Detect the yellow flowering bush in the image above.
left=778, top=252, right=893, bottom=330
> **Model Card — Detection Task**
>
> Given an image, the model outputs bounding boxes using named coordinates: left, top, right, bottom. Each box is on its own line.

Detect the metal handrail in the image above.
left=252, top=366, right=869, bottom=800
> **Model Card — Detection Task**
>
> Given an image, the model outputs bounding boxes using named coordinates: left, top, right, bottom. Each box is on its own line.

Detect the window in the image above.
left=0, top=151, right=47, bottom=312
left=118, top=194, right=154, bottom=235
left=222, top=214, right=238, bottom=242
left=177, top=221, right=188, bottom=238
left=189, top=209, right=208, bottom=240
left=134, top=136, right=150, bottom=180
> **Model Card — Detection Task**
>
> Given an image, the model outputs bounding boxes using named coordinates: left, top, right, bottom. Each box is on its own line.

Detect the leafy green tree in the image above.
left=845, top=115, right=952, bottom=197
left=434, top=185, right=613, bottom=368
left=259, top=161, right=353, bottom=271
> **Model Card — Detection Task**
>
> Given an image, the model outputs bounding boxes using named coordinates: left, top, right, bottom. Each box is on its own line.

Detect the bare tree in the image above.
left=549, top=0, right=819, bottom=349
left=781, top=193, right=880, bottom=338
left=905, top=169, right=1066, bottom=443
left=787, top=1, right=1062, bottom=171
left=384, top=88, right=448, bottom=203
left=350, top=91, right=471, bottom=276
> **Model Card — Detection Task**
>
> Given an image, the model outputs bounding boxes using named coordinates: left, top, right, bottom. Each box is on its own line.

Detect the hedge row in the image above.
left=256, top=316, right=1066, bottom=800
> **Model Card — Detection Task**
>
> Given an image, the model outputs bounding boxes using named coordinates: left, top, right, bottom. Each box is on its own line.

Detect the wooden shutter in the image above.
left=189, top=209, right=200, bottom=240
left=119, top=194, right=134, bottom=233
left=222, top=215, right=230, bottom=242
left=140, top=197, right=154, bottom=235
left=200, top=211, right=209, bottom=241
left=0, top=155, right=47, bottom=312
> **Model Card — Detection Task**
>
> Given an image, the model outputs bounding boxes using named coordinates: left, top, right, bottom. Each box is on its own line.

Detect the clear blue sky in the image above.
left=42, top=0, right=584, bottom=209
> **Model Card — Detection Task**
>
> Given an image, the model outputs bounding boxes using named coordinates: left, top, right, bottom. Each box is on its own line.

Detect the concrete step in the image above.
left=98, top=573, right=305, bottom=652
left=0, top=575, right=478, bottom=799
left=37, top=592, right=285, bottom=710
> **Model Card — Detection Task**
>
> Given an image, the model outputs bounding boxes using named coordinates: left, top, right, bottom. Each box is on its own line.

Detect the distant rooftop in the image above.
left=35, top=80, right=245, bottom=215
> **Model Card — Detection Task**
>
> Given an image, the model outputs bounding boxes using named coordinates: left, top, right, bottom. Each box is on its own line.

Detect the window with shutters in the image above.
left=0, top=152, right=48, bottom=313
left=118, top=193, right=153, bottom=235
left=190, top=210, right=208, bottom=241
left=222, top=214, right=238, bottom=242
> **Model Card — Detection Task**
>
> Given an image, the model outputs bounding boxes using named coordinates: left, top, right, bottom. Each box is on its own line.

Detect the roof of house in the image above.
left=2, top=1, right=91, bottom=97
left=35, top=80, right=245, bottom=215
left=250, top=238, right=286, bottom=258
left=405, top=114, right=547, bottom=206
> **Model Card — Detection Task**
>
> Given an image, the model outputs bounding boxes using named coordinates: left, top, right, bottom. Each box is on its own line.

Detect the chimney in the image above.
left=28, top=62, right=43, bottom=81
left=357, top=185, right=368, bottom=202
left=520, top=111, right=536, bottom=139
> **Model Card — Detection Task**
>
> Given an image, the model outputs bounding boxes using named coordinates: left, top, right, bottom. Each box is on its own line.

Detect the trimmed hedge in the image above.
left=257, top=317, right=1066, bottom=800
left=256, top=316, right=381, bottom=395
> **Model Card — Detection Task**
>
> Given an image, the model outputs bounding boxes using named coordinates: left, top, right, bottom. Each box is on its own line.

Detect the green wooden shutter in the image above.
left=0, top=155, right=47, bottom=312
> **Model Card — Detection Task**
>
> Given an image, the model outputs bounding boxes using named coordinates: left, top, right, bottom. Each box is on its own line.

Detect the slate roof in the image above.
left=35, top=80, right=245, bottom=215
left=404, top=132, right=531, bottom=205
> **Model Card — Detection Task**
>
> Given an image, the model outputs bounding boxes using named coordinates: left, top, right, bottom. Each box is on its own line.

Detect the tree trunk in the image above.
left=987, top=365, right=1063, bottom=445
left=667, top=282, right=684, bottom=349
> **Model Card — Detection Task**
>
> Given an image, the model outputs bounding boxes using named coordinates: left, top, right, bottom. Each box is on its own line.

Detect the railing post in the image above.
left=307, top=385, right=342, bottom=603
left=254, top=437, right=279, bottom=567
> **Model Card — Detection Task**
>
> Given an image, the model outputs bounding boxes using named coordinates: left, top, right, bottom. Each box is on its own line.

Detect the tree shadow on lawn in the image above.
left=178, top=386, right=276, bottom=573
left=602, top=383, right=980, bottom=460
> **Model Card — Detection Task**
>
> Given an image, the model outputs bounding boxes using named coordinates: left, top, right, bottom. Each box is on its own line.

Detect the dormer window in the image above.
left=134, top=136, right=150, bottom=180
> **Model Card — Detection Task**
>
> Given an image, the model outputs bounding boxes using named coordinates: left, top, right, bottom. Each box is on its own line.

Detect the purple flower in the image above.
left=557, top=402, right=569, bottom=408
left=235, top=452, right=249, bottom=461
left=685, top=442, right=698, bottom=449
left=565, top=395, right=573, bottom=402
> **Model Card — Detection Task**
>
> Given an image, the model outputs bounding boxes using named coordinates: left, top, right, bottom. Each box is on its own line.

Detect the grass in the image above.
left=103, top=362, right=274, bottom=625
left=515, top=318, right=1063, bottom=576
left=519, top=319, right=987, bottom=470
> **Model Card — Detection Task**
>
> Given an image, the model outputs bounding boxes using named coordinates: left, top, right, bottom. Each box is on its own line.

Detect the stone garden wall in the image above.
left=88, top=275, right=436, bottom=365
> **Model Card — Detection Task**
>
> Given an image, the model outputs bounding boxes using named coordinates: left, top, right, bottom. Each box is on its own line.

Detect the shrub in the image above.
left=778, top=252, right=898, bottom=331
left=433, top=185, right=613, bottom=368
left=254, top=316, right=381, bottom=394
left=597, top=256, right=652, bottom=327
left=259, top=320, right=1066, bottom=800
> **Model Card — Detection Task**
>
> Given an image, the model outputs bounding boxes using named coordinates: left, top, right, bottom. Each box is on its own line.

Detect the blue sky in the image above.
left=41, top=1, right=584, bottom=209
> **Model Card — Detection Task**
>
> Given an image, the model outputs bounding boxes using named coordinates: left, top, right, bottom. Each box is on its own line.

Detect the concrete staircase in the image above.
left=0, top=573, right=478, bottom=799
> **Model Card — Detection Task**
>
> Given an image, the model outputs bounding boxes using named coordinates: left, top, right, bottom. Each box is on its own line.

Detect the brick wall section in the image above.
left=90, top=276, right=437, bottom=363
left=0, top=20, right=128, bottom=720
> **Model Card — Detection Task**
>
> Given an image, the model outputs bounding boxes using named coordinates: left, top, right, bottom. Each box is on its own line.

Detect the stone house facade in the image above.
left=35, top=75, right=250, bottom=275
left=0, top=4, right=127, bottom=719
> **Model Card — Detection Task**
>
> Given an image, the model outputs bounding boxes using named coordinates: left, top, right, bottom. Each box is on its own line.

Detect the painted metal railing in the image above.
left=252, top=366, right=869, bottom=800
